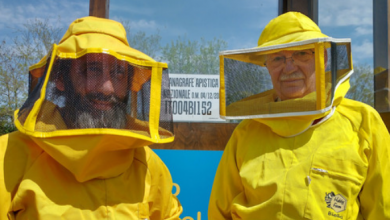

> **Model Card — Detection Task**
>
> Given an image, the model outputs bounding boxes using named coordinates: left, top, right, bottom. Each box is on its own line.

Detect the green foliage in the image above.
left=161, top=37, right=228, bottom=74
left=0, top=125, right=17, bottom=136
left=128, top=31, right=162, bottom=60
left=0, top=40, right=28, bottom=129
left=196, top=38, right=228, bottom=75
left=0, top=105, right=17, bottom=136
left=160, top=36, right=199, bottom=73
left=121, top=19, right=228, bottom=75
left=13, top=18, right=64, bottom=66
left=0, top=118, right=16, bottom=136
left=0, top=18, right=64, bottom=133
left=120, top=20, right=228, bottom=75
left=120, top=20, right=162, bottom=60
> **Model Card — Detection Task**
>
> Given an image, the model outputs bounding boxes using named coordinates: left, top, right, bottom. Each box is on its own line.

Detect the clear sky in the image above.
left=0, top=0, right=373, bottom=66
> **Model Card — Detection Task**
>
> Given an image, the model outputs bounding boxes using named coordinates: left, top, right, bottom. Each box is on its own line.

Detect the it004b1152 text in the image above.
left=164, top=101, right=212, bottom=115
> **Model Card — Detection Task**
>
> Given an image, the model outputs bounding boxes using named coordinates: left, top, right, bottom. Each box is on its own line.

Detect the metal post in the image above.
left=373, top=0, right=390, bottom=130
left=89, top=0, right=110, bottom=18
left=278, top=0, right=318, bottom=24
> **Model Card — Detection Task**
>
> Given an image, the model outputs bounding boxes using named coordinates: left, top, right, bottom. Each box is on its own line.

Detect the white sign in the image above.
left=163, top=74, right=224, bottom=122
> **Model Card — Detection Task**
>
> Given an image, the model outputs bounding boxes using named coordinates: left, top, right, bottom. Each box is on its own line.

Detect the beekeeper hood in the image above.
left=15, top=16, right=173, bottom=144
left=219, top=12, right=353, bottom=137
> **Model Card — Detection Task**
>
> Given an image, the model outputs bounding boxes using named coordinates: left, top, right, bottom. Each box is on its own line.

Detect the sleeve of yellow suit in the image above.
left=208, top=123, right=245, bottom=220
left=0, top=132, right=35, bottom=220
left=358, top=110, right=390, bottom=219
left=146, top=148, right=183, bottom=220
left=0, top=134, right=12, bottom=220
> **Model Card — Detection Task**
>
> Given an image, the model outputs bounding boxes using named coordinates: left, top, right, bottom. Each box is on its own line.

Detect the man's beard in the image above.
left=63, top=90, right=128, bottom=129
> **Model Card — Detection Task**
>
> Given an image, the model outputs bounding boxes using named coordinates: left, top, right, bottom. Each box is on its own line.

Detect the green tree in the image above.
left=0, top=18, right=63, bottom=135
left=196, top=38, right=228, bottom=75
left=161, top=37, right=227, bottom=74
left=346, top=64, right=374, bottom=106
left=160, top=36, right=199, bottom=74
left=120, top=20, right=162, bottom=60
left=0, top=40, right=27, bottom=134
left=13, top=18, right=64, bottom=66
left=119, top=20, right=228, bottom=75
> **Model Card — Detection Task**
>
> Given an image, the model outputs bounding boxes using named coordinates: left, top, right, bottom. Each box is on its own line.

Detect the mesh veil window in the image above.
left=219, top=38, right=353, bottom=119
left=15, top=46, right=173, bottom=142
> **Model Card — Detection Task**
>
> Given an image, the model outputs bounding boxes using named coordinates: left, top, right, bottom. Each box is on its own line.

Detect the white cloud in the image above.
left=352, top=39, right=373, bottom=62
left=226, top=35, right=258, bottom=51
left=319, top=0, right=372, bottom=27
left=355, top=27, right=372, bottom=36
left=112, top=16, right=163, bottom=32
left=110, top=4, right=154, bottom=16
left=129, top=20, right=158, bottom=30
left=0, top=0, right=88, bottom=35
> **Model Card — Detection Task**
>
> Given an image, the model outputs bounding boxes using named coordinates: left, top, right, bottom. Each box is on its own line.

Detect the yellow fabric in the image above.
left=211, top=11, right=389, bottom=220
left=225, top=88, right=331, bottom=137
left=29, top=17, right=165, bottom=73
left=132, top=67, right=152, bottom=92
left=18, top=17, right=172, bottom=142
left=257, top=12, right=328, bottom=48
left=0, top=131, right=182, bottom=219
left=219, top=56, right=226, bottom=116
left=17, top=100, right=173, bottom=144
left=225, top=82, right=335, bottom=137
left=315, top=43, right=326, bottom=110
left=29, top=56, right=47, bottom=78
left=209, top=98, right=390, bottom=219
left=219, top=41, right=344, bottom=120
left=219, top=12, right=352, bottom=136
left=15, top=95, right=174, bottom=142
left=23, top=45, right=58, bottom=133
left=58, top=16, right=154, bottom=62
left=2, top=16, right=182, bottom=219
left=222, top=43, right=323, bottom=67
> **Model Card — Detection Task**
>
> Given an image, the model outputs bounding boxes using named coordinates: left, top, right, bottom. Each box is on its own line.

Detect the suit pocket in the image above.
left=303, top=155, right=365, bottom=220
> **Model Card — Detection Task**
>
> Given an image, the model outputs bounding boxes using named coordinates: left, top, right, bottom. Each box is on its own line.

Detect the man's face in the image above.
left=265, top=49, right=316, bottom=101
left=70, top=55, right=129, bottom=111
left=61, top=54, right=130, bottom=129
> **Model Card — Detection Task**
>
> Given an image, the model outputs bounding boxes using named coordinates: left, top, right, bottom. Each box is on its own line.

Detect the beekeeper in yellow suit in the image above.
left=0, top=16, right=182, bottom=219
left=209, top=12, right=390, bottom=219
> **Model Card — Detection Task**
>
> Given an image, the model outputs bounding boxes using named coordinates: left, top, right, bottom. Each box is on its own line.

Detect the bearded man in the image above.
left=0, top=16, right=182, bottom=220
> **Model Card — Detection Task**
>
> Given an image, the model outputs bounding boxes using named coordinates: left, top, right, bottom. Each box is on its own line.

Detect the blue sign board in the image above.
left=154, top=149, right=223, bottom=220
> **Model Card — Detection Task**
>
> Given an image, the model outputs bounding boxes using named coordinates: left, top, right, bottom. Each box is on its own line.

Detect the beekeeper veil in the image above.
left=219, top=12, right=353, bottom=120
left=15, top=17, right=173, bottom=143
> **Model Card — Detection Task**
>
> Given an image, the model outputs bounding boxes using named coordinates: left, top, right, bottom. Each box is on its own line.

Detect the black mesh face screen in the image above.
left=18, top=52, right=174, bottom=138
left=159, top=69, right=174, bottom=134
left=44, top=53, right=135, bottom=130
left=18, top=56, right=51, bottom=126
left=221, top=41, right=353, bottom=118
left=223, top=58, right=273, bottom=106
left=326, top=43, right=351, bottom=106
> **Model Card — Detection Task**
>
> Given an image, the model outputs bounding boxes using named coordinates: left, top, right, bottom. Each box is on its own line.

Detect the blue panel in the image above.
left=153, top=149, right=223, bottom=220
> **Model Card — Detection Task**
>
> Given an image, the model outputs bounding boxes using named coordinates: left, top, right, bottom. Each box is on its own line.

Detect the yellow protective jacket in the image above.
left=0, top=129, right=182, bottom=219
left=0, top=102, right=182, bottom=219
left=0, top=16, right=182, bottom=220
left=210, top=12, right=390, bottom=219
left=208, top=97, right=390, bottom=219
